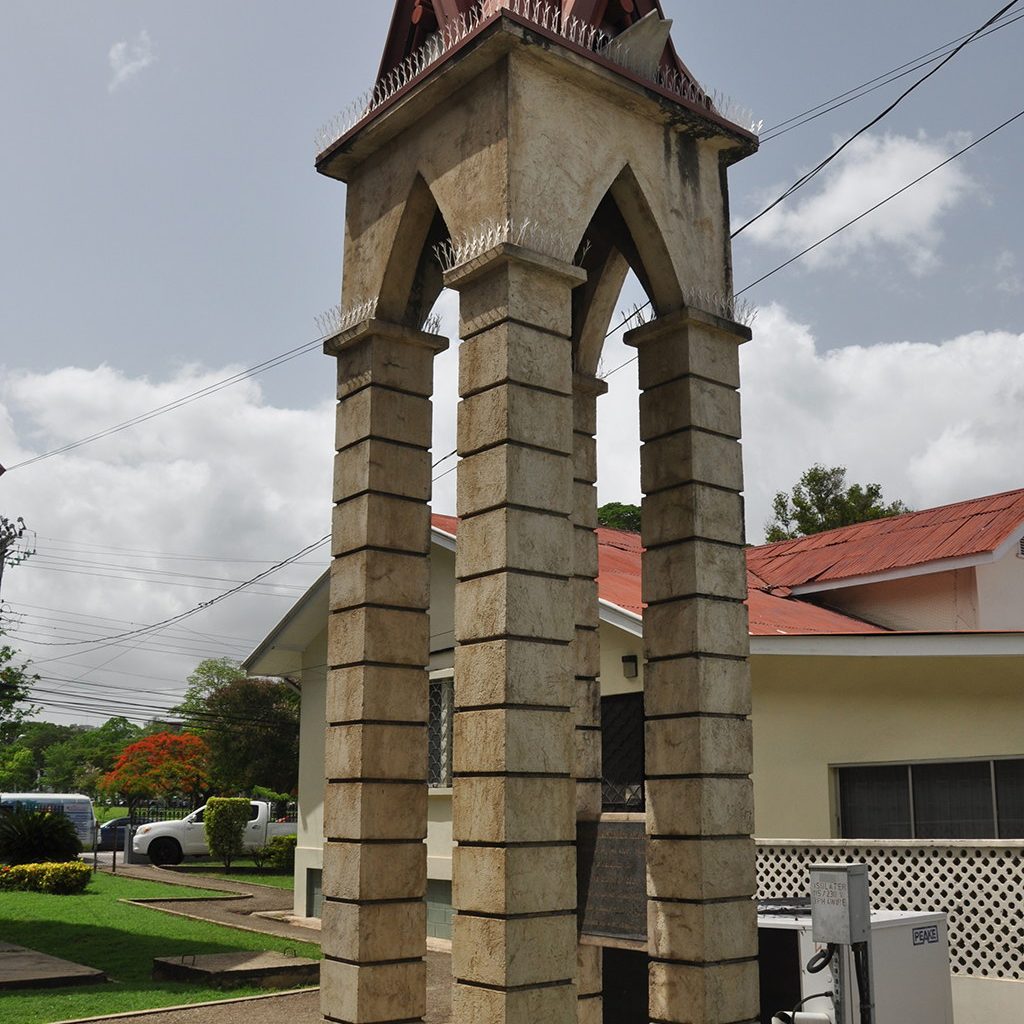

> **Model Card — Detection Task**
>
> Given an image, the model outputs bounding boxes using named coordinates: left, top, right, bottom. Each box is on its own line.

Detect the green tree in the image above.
left=204, top=797, right=251, bottom=869
left=0, top=632, right=38, bottom=743
left=765, top=464, right=911, bottom=542
left=40, top=717, right=143, bottom=795
left=597, top=502, right=641, bottom=532
left=0, top=746, right=35, bottom=790
left=172, top=657, right=247, bottom=733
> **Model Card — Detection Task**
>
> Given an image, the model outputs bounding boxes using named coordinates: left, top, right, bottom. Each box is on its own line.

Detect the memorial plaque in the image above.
left=577, top=817, right=647, bottom=944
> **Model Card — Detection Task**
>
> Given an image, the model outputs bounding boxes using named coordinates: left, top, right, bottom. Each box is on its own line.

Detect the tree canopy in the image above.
left=172, top=657, right=248, bottom=732
left=0, top=632, right=38, bottom=743
left=765, top=464, right=911, bottom=543
left=102, top=731, right=210, bottom=809
left=597, top=502, right=641, bottom=533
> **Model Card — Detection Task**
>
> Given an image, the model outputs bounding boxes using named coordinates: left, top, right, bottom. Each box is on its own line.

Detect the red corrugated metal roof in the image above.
left=746, top=488, right=1024, bottom=590
left=430, top=515, right=882, bottom=636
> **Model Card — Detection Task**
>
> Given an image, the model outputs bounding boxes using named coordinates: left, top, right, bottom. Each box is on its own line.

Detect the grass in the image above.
left=92, top=805, right=127, bottom=824
left=174, top=858, right=295, bottom=890
left=0, top=872, right=321, bottom=1024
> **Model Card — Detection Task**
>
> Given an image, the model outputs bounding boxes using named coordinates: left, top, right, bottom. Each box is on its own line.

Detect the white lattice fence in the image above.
left=756, top=840, right=1024, bottom=981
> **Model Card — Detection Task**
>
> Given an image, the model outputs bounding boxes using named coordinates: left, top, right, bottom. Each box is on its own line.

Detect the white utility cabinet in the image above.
left=758, top=908, right=954, bottom=1024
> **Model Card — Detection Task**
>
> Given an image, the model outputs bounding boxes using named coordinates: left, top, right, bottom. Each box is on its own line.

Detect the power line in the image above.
left=760, top=9, right=1024, bottom=142
left=732, top=0, right=1021, bottom=238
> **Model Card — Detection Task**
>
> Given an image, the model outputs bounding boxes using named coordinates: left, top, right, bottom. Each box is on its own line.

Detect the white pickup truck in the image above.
left=133, top=800, right=294, bottom=865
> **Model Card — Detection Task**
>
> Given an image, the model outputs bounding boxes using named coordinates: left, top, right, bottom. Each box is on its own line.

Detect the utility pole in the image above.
left=0, top=516, right=31, bottom=604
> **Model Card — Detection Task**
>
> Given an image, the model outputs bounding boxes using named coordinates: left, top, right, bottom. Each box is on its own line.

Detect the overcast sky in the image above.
left=2, top=1, right=1022, bottom=727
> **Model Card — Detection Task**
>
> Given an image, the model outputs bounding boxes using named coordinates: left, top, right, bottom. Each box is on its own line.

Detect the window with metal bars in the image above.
left=601, top=692, right=645, bottom=811
left=428, top=677, right=453, bottom=788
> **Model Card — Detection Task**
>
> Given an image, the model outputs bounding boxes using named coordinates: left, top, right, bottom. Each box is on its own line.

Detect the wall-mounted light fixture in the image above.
left=621, top=654, right=638, bottom=679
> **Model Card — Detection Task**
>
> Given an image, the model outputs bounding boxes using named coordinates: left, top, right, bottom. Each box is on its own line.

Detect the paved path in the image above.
left=0, top=942, right=105, bottom=990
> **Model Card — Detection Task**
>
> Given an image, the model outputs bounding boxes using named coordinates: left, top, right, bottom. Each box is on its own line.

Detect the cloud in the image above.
left=995, top=250, right=1023, bottom=295
left=108, top=30, right=155, bottom=92
left=738, top=305, right=1024, bottom=540
left=742, top=131, right=977, bottom=275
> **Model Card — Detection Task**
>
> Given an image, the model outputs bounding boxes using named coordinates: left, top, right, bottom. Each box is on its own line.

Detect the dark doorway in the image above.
left=602, top=947, right=648, bottom=1024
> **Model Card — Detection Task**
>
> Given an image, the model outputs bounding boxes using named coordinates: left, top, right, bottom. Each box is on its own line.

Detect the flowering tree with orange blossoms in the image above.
left=102, top=732, right=210, bottom=811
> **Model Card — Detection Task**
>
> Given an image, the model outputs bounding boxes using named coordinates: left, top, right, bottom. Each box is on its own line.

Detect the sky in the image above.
left=1, top=1, right=1022, bottom=727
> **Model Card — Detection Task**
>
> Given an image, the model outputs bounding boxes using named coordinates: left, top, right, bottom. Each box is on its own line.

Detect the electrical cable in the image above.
left=761, top=9, right=1024, bottom=141
left=732, top=0, right=1021, bottom=238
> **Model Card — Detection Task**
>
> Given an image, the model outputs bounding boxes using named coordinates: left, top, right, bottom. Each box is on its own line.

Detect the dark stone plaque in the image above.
left=577, top=818, right=647, bottom=943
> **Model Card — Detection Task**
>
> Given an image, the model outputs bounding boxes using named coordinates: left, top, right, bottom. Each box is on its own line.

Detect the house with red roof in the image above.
left=245, top=488, right=1024, bottom=939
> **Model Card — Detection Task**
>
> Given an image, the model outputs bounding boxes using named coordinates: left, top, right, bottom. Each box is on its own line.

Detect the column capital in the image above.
left=572, top=371, right=609, bottom=400
left=323, top=317, right=449, bottom=358
left=623, top=304, right=752, bottom=348
left=443, top=242, right=588, bottom=292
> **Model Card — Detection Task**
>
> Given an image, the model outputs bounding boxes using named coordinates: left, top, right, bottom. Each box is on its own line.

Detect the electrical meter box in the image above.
left=809, top=863, right=871, bottom=944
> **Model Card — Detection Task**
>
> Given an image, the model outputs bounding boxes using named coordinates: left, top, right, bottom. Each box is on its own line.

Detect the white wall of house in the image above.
left=976, top=543, right=1024, bottom=629
left=294, top=628, right=327, bottom=919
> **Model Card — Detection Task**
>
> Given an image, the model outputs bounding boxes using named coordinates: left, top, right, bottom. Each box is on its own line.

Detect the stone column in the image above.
left=626, top=307, right=758, bottom=1024
left=446, top=243, right=585, bottom=1024
left=571, top=371, right=607, bottom=1024
left=322, top=319, right=447, bottom=1024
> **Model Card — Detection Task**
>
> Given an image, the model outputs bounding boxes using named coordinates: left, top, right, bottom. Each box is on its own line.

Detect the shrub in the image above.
left=0, top=861, right=91, bottom=894
left=0, top=809, right=82, bottom=866
left=263, top=833, right=296, bottom=872
left=204, top=798, right=250, bottom=869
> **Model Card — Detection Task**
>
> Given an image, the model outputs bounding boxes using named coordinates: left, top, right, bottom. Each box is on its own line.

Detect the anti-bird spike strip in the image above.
left=432, top=218, right=586, bottom=274
left=314, top=0, right=759, bottom=157
left=314, top=297, right=380, bottom=340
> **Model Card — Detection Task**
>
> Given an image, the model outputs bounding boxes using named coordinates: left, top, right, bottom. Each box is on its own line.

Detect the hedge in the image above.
left=204, top=798, right=251, bottom=869
left=0, top=861, right=92, bottom=894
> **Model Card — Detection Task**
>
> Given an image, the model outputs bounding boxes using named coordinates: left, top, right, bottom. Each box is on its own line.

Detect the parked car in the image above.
left=133, top=800, right=294, bottom=866
left=95, top=816, right=150, bottom=852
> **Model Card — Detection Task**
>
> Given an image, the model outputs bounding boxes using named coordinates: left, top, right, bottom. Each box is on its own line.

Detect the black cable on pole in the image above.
left=732, top=0, right=1021, bottom=238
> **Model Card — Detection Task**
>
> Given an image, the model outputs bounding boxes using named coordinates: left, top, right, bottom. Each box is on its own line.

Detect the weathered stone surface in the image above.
left=454, top=572, right=574, bottom=642
left=573, top=577, right=601, bottom=629
left=643, top=598, right=750, bottom=660
left=642, top=485, right=746, bottom=547
left=459, top=322, right=573, bottom=397
left=455, top=507, right=572, bottom=579
left=320, top=957, right=427, bottom=1024
left=332, top=493, right=431, bottom=556
left=645, top=717, right=753, bottom=778
left=457, top=445, right=572, bottom=517
left=322, top=841, right=425, bottom=901
left=647, top=837, right=757, bottom=901
left=451, top=981, right=577, bottom=1024
left=326, top=664, right=429, bottom=725
left=334, top=438, right=431, bottom=503
left=573, top=525, right=599, bottom=577
left=576, top=944, right=602, bottom=996
left=329, top=549, right=430, bottom=611
left=646, top=777, right=754, bottom=836
left=453, top=776, right=575, bottom=843
left=642, top=657, right=752, bottom=718
left=332, top=322, right=446, bottom=401
left=575, top=780, right=602, bottom=821
left=453, top=844, right=576, bottom=915
left=648, top=898, right=758, bottom=963
left=328, top=606, right=429, bottom=667
left=647, top=958, right=759, bottom=1024
left=573, top=729, right=601, bottom=780
left=324, top=782, right=427, bottom=841
left=454, top=708, right=573, bottom=775
left=642, top=541, right=747, bottom=604
left=334, top=386, right=433, bottom=451
left=572, top=432, right=598, bottom=483
left=572, top=627, right=601, bottom=678
left=454, top=638, right=572, bottom=708
left=326, top=723, right=427, bottom=781
left=639, top=375, right=741, bottom=441
left=321, top=899, right=426, bottom=963
left=452, top=912, right=577, bottom=987
left=572, top=676, right=600, bottom=728
left=640, top=430, right=743, bottom=494
left=576, top=994, right=603, bottom=1024
left=444, top=244, right=586, bottom=340
left=458, top=383, right=572, bottom=457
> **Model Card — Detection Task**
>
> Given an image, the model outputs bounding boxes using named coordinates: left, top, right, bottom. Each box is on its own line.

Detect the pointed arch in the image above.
left=375, top=174, right=453, bottom=328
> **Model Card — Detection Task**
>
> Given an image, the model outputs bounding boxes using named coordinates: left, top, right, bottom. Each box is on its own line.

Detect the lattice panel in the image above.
left=601, top=692, right=645, bottom=811
left=428, top=678, right=453, bottom=788
left=757, top=841, right=1024, bottom=980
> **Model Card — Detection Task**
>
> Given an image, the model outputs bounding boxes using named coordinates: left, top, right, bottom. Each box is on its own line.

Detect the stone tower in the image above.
left=315, top=3, right=758, bottom=1023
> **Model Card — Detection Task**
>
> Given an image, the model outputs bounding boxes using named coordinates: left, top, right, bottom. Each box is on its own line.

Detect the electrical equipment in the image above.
left=758, top=907, right=954, bottom=1024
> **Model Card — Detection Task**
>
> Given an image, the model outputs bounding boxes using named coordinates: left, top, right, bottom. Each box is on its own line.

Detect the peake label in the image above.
left=913, top=925, right=939, bottom=946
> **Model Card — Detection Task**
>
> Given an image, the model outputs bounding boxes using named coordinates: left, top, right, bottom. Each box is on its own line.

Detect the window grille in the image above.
left=601, top=692, right=645, bottom=811
left=429, top=677, right=453, bottom=788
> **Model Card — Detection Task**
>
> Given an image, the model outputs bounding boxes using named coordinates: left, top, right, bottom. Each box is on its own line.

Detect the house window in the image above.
left=601, top=692, right=645, bottom=811
left=837, top=758, right=1024, bottom=839
left=428, top=676, right=453, bottom=788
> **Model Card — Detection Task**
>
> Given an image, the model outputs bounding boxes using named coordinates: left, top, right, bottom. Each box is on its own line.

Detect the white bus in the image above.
left=0, top=792, right=96, bottom=850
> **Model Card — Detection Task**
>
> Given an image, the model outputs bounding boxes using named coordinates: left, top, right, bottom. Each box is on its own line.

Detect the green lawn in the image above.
left=93, top=805, right=127, bottom=824
left=173, top=858, right=295, bottom=890
left=0, top=872, right=320, bottom=1024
